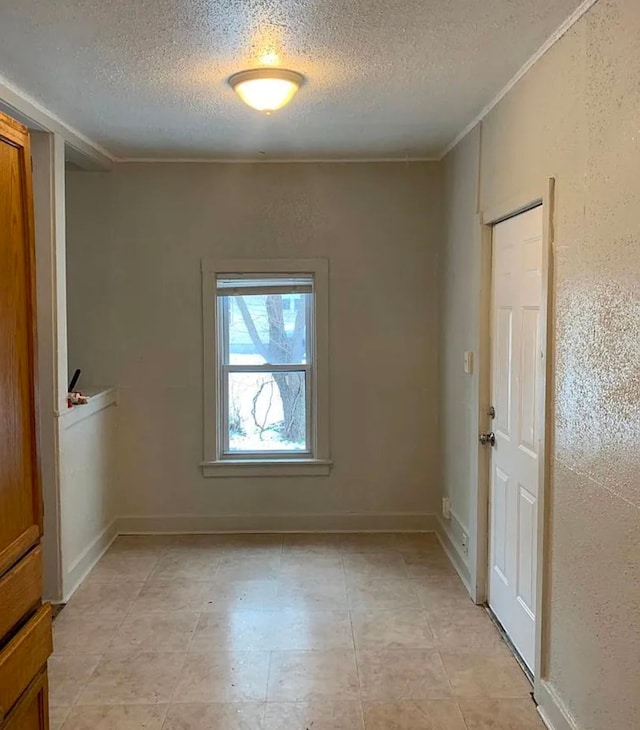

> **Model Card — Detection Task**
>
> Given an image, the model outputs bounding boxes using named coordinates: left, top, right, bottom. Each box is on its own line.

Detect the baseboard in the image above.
left=62, top=518, right=118, bottom=601
left=116, top=512, right=437, bottom=534
left=435, top=514, right=472, bottom=594
left=536, top=679, right=579, bottom=730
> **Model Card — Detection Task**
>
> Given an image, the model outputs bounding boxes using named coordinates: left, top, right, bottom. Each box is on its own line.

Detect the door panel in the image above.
left=517, top=484, right=536, bottom=615
left=488, top=205, right=543, bottom=672
left=3, top=670, right=49, bottom=730
left=0, top=604, right=52, bottom=717
left=0, top=546, right=42, bottom=642
left=0, top=116, right=41, bottom=576
left=494, top=308, right=513, bottom=437
left=492, top=466, right=509, bottom=581
left=519, top=308, right=539, bottom=452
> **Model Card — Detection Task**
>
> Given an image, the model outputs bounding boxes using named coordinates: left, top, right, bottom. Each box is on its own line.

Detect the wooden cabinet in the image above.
left=0, top=111, right=51, bottom=729
left=2, top=672, right=49, bottom=730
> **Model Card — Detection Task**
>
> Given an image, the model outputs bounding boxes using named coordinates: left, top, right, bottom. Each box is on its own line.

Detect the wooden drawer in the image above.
left=0, top=548, right=42, bottom=644
left=2, top=670, right=48, bottom=730
left=0, top=606, right=51, bottom=721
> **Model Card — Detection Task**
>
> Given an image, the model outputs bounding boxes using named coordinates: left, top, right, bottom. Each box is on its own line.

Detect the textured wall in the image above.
left=66, top=162, right=442, bottom=526
left=440, top=126, right=481, bottom=534
left=441, top=0, right=640, bottom=728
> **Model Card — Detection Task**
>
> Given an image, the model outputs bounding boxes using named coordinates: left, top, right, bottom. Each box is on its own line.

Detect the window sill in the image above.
left=201, top=459, right=333, bottom=478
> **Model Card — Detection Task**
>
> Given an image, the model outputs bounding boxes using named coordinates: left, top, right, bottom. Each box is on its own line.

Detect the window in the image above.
left=201, top=259, right=330, bottom=477
left=218, top=276, right=312, bottom=455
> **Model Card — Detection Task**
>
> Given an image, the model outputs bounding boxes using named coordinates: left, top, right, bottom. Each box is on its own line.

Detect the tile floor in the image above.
left=49, top=533, right=545, bottom=729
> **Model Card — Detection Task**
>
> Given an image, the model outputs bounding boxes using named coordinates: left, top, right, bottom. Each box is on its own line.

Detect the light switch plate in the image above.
left=464, top=351, right=474, bottom=374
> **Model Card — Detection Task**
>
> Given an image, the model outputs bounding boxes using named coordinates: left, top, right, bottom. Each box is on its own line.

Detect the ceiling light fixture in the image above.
left=229, top=69, right=304, bottom=113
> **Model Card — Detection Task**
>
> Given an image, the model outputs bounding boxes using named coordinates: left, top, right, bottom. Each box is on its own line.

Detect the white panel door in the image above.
left=488, top=205, right=543, bottom=673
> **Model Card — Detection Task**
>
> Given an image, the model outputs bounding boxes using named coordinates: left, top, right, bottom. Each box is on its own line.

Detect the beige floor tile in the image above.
left=351, top=609, right=435, bottom=650
left=163, top=702, right=266, bottom=729
left=60, top=704, right=168, bottom=729
left=76, top=652, right=185, bottom=705
left=343, top=553, right=409, bottom=581
left=53, top=534, right=542, bottom=730
left=347, top=577, right=421, bottom=610
left=193, top=609, right=353, bottom=652
left=282, top=533, right=343, bottom=555
left=267, top=650, right=360, bottom=702
left=413, top=578, right=473, bottom=611
left=441, top=653, right=532, bottom=699
left=109, top=535, right=176, bottom=552
left=216, top=534, right=283, bottom=554
left=427, top=609, right=510, bottom=655
left=175, top=651, right=271, bottom=702
left=149, top=551, right=220, bottom=580
left=279, top=554, right=345, bottom=582
left=48, top=655, right=101, bottom=706
left=269, top=610, right=354, bottom=651
left=164, top=535, right=230, bottom=550
left=109, top=612, right=199, bottom=653
left=65, top=580, right=143, bottom=617
left=357, top=650, right=453, bottom=701
left=264, top=700, right=364, bottom=729
left=391, top=533, right=441, bottom=553
left=53, top=614, right=123, bottom=655
left=277, top=575, right=349, bottom=610
left=203, top=579, right=280, bottom=612
left=158, top=543, right=227, bottom=561
left=459, top=698, right=545, bottom=729
left=402, top=552, right=457, bottom=579
left=191, top=611, right=273, bottom=652
left=88, top=553, right=159, bottom=583
left=362, top=700, right=468, bottom=729
left=130, top=578, right=211, bottom=613
left=109, top=534, right=177, bottom=552
left=216, top=556, right=282, bottom=582
left=340, top=533, right=400, bottom=553
left=49, top=705, right=70, bottom=730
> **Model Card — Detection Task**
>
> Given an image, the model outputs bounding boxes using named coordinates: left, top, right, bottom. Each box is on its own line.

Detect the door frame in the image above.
left=472, top=178, right=555, bottom=693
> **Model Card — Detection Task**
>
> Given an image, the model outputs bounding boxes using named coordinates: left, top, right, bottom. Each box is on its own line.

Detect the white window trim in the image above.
left=201, top=258, right=331, bottom=477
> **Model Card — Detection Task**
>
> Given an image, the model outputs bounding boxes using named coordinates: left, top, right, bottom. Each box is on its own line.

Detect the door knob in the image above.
left=479, top=432, right=496, bottom=447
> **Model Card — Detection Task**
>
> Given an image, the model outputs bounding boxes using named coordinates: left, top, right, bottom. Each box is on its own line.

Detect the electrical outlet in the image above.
left=461, top=532, right=469, bottom=557
left=442, top=497, right=451, bottom=520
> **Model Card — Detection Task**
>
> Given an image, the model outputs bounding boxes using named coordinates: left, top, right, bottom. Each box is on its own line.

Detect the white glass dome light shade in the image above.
left=229, top=69, right=304, bottom=113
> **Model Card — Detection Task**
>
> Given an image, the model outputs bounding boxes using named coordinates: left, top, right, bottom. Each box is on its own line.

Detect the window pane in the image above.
left=222, top=293, right=309, bottom=365
left=228, top=371, right=307, bottom=453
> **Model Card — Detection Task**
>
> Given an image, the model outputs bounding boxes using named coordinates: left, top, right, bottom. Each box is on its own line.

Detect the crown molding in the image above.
left=116, top=156, right=440, bottom=164
left=438, top=0, right=602, bottom=160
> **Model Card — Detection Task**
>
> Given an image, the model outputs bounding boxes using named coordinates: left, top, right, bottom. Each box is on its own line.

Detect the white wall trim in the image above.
left=0, top=73, right=113, bottom=167
left=32, top=132, right=64, bottom=603
left=116, top=512, right=437, bottom=534
left=435, top=514, right=472, bottom=594
left=438, top=0, right=602, bottom=159
left=536, top=680, right=579, bottom=730
left=117, top=156, right=440, bottom=164
left=58, top=388, right=118, bottom=428
left=62, top=518, right=118, bottom=601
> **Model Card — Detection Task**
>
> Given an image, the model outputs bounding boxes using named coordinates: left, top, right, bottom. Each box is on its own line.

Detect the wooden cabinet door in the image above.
left=0, top=113, right=41, bottom=576
left=3, top=670, right=49, bottom=730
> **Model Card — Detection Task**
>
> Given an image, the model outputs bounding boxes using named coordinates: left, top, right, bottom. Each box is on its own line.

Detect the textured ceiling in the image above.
left=0, top=0, right=584, bottom=159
